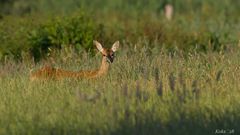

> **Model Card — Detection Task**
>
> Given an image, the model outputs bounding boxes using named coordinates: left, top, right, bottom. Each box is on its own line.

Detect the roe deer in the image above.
left=30, top=40, right=119, bottom=81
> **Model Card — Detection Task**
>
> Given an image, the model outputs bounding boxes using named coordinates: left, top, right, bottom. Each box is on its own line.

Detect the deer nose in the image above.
left=107, top=56, right=114, bottom=63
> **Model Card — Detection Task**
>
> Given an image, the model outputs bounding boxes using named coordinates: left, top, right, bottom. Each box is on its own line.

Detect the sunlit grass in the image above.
left=0, top=44, right=239, bottom=135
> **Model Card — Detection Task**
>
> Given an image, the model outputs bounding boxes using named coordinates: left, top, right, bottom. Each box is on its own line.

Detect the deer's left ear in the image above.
left=94, top=40, right=104, bottom=53
left=111, top=41, right=119, bottom=52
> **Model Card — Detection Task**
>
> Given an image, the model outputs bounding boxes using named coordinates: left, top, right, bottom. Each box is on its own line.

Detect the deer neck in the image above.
left=97, top=57, right=110, bottom=75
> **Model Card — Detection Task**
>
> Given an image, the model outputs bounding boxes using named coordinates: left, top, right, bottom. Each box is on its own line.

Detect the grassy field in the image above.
left=0, top=0, right=240, bottom=135
left=0, top=44, right=240, bottom=135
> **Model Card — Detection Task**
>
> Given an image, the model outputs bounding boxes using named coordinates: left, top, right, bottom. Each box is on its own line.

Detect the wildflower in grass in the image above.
left=179, top=72, right=186, bottom=90
left=178, top=72, right=187, bottom=102
left=124, top=105, right=130, bottom=120
left=157, top=80, right=163, bottom=97
left=122, top=83, right=129, bottom=97
left=216, top=70, right=223, bottom=82
left=141, top=66, right=148, bottom=80
left=86, top=91, right=101, bottom=103
left=136, top=80, right=141, bottom=100
left=103, top=97, right=108, bottom=106
left=142, top=91, right=149, bottom=102
left=154, top=67, right=163, bottom=96
left=192, top=80, right=200, bottom=100
left=169, top=72, right=175, bottom=92
left=154, top=68, right=159, bottom=85
left=76, top=89, right=83, bottom=101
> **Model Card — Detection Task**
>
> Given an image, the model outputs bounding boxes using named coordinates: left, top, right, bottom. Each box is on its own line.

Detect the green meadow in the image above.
left=0, top=0, right=239, bottom=134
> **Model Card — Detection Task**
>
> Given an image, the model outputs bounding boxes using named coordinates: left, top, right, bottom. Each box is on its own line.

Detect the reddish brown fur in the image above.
left=30, top=66, right=99, bottom=80
left=30, top=40, right=119, bottom=81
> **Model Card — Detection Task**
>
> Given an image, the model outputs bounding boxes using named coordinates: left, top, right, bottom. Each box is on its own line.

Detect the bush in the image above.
left=0, top=17, right=33, bottom=61
left=28, top=13, right=96, bottom=62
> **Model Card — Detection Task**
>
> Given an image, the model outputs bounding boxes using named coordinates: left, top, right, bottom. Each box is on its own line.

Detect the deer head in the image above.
left=94, top=40, right=119, bottom=63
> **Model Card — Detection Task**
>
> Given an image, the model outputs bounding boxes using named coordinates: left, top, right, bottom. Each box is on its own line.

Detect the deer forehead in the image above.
left=102, top=49, right=114, bottom=55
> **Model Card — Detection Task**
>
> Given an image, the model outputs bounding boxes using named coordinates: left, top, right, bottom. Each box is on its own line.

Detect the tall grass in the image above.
left=0, top=42, right=239, bottom=135
left=0, top=1, right=239, bottom=134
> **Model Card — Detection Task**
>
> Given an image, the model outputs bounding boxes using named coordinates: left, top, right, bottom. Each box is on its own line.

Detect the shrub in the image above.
left=28, top=13, right=96, bottom=62
left=0, top=17, right=32, bottom=61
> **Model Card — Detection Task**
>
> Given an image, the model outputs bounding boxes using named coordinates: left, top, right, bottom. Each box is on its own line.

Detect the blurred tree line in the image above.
left=0, top=0, right=36, bottom=16
left=0, top=0, right=239, bottom=61
left=0, top=0, right=239, bottom=17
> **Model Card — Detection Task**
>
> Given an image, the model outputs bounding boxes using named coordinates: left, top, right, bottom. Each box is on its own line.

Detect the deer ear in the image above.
left=111, top=41, right=119, bottom=52
left=94, top=40, right=103, bottom=52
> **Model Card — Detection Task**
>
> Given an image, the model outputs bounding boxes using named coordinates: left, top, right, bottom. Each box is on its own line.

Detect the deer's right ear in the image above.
left=111, top=41, right=120, bottom=52
left=94, top=40, right=103, bottom=53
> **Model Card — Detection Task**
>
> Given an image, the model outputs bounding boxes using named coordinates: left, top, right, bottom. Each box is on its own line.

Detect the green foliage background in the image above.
left=0, top=0, right=239, bottom=61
